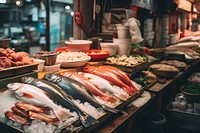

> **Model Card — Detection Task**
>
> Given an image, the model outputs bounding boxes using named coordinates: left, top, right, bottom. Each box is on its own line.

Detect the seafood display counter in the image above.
left=0, top=55, right=199, bottom=133
left=0, top=65, right=145, bottom=133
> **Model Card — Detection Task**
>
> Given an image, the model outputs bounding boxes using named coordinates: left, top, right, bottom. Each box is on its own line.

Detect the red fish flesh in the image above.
left=15, top=102, right=50, bottom=115
left=99, top=66, right=139, bottom=93
left=83, top=66, right=135, bottom=95
left=11, top=106, right=29, bottom=119
left=28, top=111, right=59, bottom=126
left=4, top=111, right=29, bottom=125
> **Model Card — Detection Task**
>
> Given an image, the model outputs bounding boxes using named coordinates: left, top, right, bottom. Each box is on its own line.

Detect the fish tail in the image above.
left=130, top=82, right=140, bottom=93
left=53, top=108, right=72, bottom=122
left=131, top=86, right=139, bottom=93
left=102, top=96, right=117, bottom=103
left=79, top=113, right=99, bottom=127
left=123, top=87, right=135, bottom=96
left=114, top=93, right=129, bottom=101
left=102, top=105, right=128, bottom=116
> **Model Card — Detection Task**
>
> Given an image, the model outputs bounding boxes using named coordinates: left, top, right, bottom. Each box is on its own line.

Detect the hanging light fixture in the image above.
left=65, top=5, right=70, bottom=10
left=15, top=0, right=23, bottom=7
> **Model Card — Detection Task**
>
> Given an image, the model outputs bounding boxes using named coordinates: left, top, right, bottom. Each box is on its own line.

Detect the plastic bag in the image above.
left=126, top=18, right=143, bottom=43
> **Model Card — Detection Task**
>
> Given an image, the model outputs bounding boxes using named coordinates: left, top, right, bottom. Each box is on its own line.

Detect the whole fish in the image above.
left=11, top=106, right=29, bottom=119
left=15, top=102, right=50, bottom=115
left=4, top=111, right=29, bottom=125
left=7, top=83, right=72, bottom=122
left=99, top=66, right=139, bottom=93
left=83, top=66, right=135, bottom=95
left=81, top=72, right=129, bottom=101
left=21, top=76, right=98, bottom=127
left=28, top=111, right=59, bottom=126
left=44, top=73, right=127, bottom=115
left=21, top=77, right=67, bottom=97
left=60, top=72, right=117, bottom=103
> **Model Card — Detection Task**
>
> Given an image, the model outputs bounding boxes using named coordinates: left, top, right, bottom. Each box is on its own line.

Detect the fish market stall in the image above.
left=0, top=46, right=200, bottom=133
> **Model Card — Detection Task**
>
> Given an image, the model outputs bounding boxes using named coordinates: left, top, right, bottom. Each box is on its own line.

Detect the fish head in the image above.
left=7, top=83, right=23, bottom=91
left=82, top=66, right=96, bottom=73
left=21, top=77, right=35, bottom=84
left=44, top=74, right=62, bottom=83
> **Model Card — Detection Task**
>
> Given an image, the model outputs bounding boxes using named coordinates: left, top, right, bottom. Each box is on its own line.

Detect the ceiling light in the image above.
left=70, top=11, right=74, bottom=16
left=65, top=5, right=70, bottom=10
left=16, top=0, right=23, bottom=7
left=16, top=0, right=21, bottom=5
left=0, top=0, right=7, bottom=4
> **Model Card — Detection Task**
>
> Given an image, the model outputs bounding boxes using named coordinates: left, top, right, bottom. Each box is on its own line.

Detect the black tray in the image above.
left=166, top=100, right=200, bottom=131
left=180, top=85, right=200, bottom=103
left=0, top=72, right=37, bottom=88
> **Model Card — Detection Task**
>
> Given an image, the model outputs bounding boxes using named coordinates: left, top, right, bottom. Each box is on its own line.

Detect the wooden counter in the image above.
left=97, top=93, right=156, bottom=133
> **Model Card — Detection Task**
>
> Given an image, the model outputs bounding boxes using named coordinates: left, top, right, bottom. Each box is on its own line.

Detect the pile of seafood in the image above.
left=5, top=102, right=60, bottom=126
left=148, top=60, right=188, bottom=78
left=160, top=60, right=187, bottom=70
left=149, top=63, right=179, bottom=78
left=0, top=48, right=34, bottom=70
left=149, top=64, right=179, bottom=72
left=0, top=65, right=141, bottom=133
left=56, top=52, right=90, bottom=62
left=105, top=55, right=155, bottom=67
left=105, top=55, right=145, bottom=67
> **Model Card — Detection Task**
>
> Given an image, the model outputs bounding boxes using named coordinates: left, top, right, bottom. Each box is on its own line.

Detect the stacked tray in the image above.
left=0, top=64, right=38, bottom=88
left=0, top=63, right=38, bottom=79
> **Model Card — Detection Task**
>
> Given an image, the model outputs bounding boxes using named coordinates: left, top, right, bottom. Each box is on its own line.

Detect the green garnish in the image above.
left=184, top=85, right=200, bottom=95
left=134, top=77, right=147, bottom=86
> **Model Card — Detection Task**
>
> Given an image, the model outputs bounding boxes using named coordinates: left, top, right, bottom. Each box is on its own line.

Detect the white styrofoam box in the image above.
left=44, top=63, right=61, bottom=73
left=34, top=59, right=45, bottom=72
left=100, top=42, right=118, bottom=55
left=116, top=24, right=131, bottom=39
left=113, top=38, right=131, bottom=55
